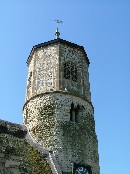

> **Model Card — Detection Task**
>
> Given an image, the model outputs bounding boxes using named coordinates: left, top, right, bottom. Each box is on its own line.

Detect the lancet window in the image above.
left=70, top=103, right=80, bottom=123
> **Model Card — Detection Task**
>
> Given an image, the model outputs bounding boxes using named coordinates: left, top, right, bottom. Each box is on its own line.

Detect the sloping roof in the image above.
left=34, top=38, right=84, bottom=50
left=0, top=119, right=26, bottom=138
left=27, top=38, right=90, bottom=65
left=0, top=120, right=52, bottom=174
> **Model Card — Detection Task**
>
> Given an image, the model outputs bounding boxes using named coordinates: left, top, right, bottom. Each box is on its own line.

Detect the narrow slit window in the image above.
left=27, top=71, right=32, bottom=89
left=70, top=103, right=80, bottom=123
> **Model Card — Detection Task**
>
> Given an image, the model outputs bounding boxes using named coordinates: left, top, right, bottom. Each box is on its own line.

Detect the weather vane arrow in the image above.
left=55, top=19, right=63, bottom=24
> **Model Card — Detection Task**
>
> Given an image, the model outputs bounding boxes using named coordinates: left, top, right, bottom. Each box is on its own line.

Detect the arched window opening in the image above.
left=75, top=104, right=80, bottom=123
left=64, top=62, right=77, bottom=82
left=70, top=103, right=74, bottom=122
left=70, top=103, right=80, bottom=123
left=27, top=71, right=32, bottom=89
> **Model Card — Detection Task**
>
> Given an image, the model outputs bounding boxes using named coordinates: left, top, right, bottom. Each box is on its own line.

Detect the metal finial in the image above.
left=55, top=20, right=63, bottom=39
left=55, top=28, right=60, bottom=39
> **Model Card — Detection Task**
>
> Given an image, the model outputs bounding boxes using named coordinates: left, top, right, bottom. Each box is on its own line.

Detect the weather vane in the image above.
left=55, top=19, right=63, bottom=39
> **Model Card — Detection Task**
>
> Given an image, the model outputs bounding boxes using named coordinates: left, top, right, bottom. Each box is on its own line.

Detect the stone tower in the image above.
left=23, top=36, right=100, bottom=174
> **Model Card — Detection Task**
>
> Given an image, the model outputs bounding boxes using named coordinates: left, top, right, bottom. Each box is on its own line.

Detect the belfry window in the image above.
left=70, top=103, right=80, bottom=123
left=64, top=62, right=77, bottom=82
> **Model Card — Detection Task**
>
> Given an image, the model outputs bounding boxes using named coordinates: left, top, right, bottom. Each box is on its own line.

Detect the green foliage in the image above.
left=23, top=142, right=52, bottom=174
left=39, top=104, right=54, bottom=116
left=0, top=133, right=52, bottom=174
left=61, top=121, right=87, bottom=158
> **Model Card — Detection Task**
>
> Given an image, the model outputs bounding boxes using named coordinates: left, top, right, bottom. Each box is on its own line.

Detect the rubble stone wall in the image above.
left=26, top=43, right=91, bottom=102
left=59, top=44, right=91, bottom=101
left=23, top=93, right=99, bottom=174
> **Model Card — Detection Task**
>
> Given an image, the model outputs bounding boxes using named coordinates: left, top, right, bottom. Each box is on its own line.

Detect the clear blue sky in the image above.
left=0, top=1, right=130, bottom=174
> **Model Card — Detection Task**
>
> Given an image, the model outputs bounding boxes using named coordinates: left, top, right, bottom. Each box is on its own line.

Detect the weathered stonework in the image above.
left=23, top=92, right=99, bottom=173
left=24, top=38, right=100, bottom=174
left=26, top=42, right=91, bottom=102
left=59, top=44, right=91, bottom=102
left=26, top=45, right=60, bottom=101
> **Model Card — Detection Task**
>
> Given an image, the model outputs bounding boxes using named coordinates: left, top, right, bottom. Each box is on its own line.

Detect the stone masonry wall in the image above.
left=24, top=41, right=99, bottom=173
left=26, top=43, right=91, bottom=102
left=59, top=44, right=91, bottom=102
left=23, top=92, right=99, bottom=174
left=26, top=45, right=59, bottom=101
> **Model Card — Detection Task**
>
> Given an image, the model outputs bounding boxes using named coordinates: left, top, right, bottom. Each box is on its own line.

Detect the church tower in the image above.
left=23, top=31, right=100, bottom=174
